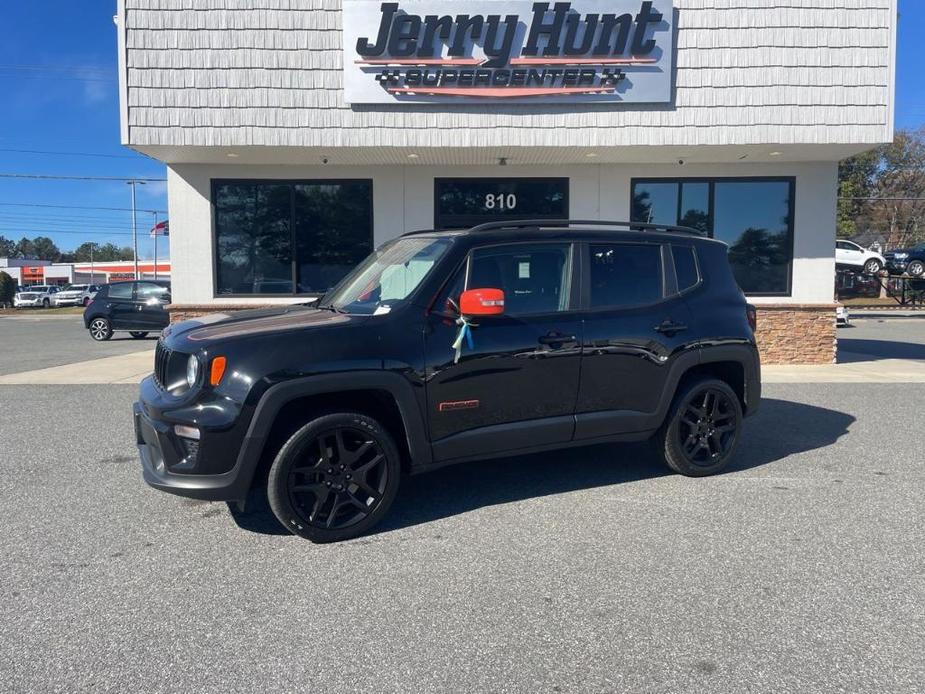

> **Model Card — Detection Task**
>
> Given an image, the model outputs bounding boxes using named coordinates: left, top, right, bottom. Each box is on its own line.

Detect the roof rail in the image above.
left=467, top=219, right=707, bottom=237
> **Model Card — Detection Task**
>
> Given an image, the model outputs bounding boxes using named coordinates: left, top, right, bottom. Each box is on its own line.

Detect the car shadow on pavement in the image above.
left=837, top=338, right=925, bottom=362
left=227, top=397, right=855, bottom=538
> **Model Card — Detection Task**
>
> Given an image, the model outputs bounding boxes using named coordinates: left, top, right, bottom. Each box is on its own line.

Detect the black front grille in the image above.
left=154, top=340, right=171, bottom=389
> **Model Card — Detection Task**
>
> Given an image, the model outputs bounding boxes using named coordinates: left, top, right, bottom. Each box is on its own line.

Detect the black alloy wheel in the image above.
left=267, top=412, right=401, bottom=543
left=863, top=259, right=882, bottom=275
left=89, top=317, right=113, bottom=341
left=656, top=378, right=743, bottom=477
left=908, top=260, right=925, bottom=278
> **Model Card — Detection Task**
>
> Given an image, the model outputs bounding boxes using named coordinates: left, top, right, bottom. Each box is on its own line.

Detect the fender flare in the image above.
left=230, top=371, right=431, bottom=495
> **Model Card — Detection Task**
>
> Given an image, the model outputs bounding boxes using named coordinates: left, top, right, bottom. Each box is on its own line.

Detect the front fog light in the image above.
left=186, top=354, right=200, bottom=388
left=174, top=425, right=200, bottom=440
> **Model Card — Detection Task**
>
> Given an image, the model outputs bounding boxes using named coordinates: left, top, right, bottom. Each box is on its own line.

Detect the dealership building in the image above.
left=116, top=0, right=897, bottom=363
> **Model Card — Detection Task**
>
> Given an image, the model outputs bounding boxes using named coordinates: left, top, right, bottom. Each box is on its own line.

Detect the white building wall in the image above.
left=168, top=160, right=836, bottom=306
left=122, top=0, right=896, bottom=150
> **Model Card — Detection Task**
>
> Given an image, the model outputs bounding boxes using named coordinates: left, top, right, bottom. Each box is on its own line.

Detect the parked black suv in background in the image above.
left=133, top=221, right=760, bottom=543
left=84, top=280, right=171, bottom=341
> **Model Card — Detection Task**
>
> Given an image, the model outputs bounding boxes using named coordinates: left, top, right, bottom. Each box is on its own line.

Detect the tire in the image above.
left=83, top=297, right=90, bottom=307
left=88, top=317, right=113, bottom=341
left=654, top=378, right=743, bottom=477
left=863, top=258, right=882, bottom=275
left=267, top=412, right=402, bottom=543
left=129, top=331, right=149, bottom=339
left=908, top=260, right=925, bottom=278
left=42, top=298, right=50, bottom=308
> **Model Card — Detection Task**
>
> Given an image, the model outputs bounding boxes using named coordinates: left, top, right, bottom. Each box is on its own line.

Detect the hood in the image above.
left=16, top=292, right=39, bottom=298
left=56, top=291, right=82, bottom=297
left=165, top=305, right=366, bottom=347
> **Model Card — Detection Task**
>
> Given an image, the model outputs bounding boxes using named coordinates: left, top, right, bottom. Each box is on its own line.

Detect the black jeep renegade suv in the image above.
left=133, top=220, right=761, bottom=543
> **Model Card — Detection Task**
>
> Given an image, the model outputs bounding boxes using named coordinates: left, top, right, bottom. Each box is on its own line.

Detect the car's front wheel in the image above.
left=83, top=297, right=90, bottom=307
left=655, top=378, right=743, bottom=477
left=88, top=317, right=113, bottom=341
left=42, top=298, right=50, bottom=308
left=863, top=258, right=883, bottom=275
left=267, top=412, right=402, bottom=543
left=908, top=260, right=925, bottom=278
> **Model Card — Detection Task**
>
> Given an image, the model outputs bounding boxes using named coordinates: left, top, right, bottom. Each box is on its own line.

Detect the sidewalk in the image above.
left=764, top=353, right=925, bottom=383
left=0, top=349, right=155, bottom=385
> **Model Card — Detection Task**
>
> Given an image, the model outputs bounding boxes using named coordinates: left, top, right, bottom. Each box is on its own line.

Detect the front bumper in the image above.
left=53, top=297, right=82, bottom=306
left=134, top=400, right=253, bottom=502
left=14, top=298, right=42, bottom=307
left=886, top=260, right=907, bottom=273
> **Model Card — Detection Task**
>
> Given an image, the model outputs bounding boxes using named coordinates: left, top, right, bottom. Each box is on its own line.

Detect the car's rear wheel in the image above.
left=129, top=331, right=149, bottom=339
left=863, top=258, right=883, bottom=275
left=89, top=317, right=113, bottom=341
left=908, top=260, right=925, bottom=278
left=656, top=378, right=743, bottom=477
left=267, top=412, right=401, bottom=543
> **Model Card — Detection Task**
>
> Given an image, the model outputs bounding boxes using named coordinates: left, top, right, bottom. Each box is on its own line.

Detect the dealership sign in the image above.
left=342, top=0, right=674, bottom=104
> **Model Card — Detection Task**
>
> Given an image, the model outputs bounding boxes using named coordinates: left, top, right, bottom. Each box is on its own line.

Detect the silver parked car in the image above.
left=52, top=283, right=101, bottom=307
left=13, top=285, right=59, bottom=309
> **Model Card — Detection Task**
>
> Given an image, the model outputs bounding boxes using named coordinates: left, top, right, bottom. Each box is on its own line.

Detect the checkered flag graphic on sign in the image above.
left=375, top=70, right=401, bottom=87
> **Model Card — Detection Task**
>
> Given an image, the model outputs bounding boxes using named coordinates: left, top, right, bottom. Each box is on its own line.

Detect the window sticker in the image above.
left=518, top=261, right=531, bottom=279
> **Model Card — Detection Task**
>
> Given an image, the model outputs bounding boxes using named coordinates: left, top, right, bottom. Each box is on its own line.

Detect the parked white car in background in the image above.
left=52, top=284, right=101, bottom=307
left=836, top=304, right=851, bottom=327
left=836, top=240, right=885, bottom=275
left=13, top=285, right=59, bottom=309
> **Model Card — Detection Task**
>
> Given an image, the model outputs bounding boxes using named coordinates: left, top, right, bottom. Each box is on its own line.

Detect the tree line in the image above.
left=0, top=235, right=135, bottom=263
left=838, top=127, right=925, bottom=248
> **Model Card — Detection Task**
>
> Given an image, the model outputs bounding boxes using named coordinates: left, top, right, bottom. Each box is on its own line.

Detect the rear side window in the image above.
left=673, top=246, right=700, bottom=292
left=136, top=282, right=170, bottom=301
left=589, top=244, right=663, bottom=308
left=108, top=283, right=133, bottom=299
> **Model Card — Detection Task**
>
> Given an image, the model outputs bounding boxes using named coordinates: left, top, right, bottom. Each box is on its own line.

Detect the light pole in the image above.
left=127, top=179, right=146, bottom=279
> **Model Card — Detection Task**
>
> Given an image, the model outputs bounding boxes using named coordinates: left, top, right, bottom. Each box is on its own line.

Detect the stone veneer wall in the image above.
left=753, top=304, right=836, bottom=365
left=168, top=303, right=838, bottom=365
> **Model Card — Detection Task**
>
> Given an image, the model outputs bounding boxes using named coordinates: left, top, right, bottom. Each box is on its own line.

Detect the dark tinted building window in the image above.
left=589, top=244, right=663, bottom=308
left=435, top=178, right=568, bottom=229
left=631, top=178, right=794, bottom=295
left=673, top=246, right=699, bottom=292
left=468, top=243, right=572, bottom=315
left=214, top=180, right=372, bottom=296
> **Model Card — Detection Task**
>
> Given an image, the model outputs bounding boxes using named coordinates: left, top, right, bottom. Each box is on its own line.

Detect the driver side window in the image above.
left=468, top=243, right=573, bottom=316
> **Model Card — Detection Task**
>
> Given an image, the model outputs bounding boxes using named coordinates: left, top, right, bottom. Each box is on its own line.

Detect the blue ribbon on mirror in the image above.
left=451, top=315, right=475, bottom=364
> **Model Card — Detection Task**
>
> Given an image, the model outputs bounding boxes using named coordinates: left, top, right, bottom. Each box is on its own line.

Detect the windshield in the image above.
left=62, top=285, right=87, bottom=292
left=321, top=236, right=453, bottom=315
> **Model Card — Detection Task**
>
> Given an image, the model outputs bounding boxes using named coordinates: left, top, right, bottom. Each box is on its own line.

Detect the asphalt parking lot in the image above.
left=1, top=314, right=923, bottom=693
left=0, top=313, right=156, bottom=376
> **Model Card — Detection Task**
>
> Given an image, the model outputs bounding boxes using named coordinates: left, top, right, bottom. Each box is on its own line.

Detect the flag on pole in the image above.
left=149, top=220, right=169, bottom=238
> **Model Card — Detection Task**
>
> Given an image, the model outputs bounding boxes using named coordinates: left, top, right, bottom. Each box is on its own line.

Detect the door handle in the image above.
left=538, top=332, right=577, bottom=346
left=654, top=320, right=688, bottom=335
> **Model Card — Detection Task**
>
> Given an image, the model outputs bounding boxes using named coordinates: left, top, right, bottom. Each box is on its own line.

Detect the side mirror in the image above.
left=459, top=288, right=505, bottom=317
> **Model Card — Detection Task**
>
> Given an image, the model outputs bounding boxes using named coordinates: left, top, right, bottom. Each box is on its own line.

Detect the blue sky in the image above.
left=0, top=1, right=922, bottom=260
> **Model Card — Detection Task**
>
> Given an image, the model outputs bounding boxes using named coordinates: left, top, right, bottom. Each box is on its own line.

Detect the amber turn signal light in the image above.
left=209, top=356, right=227, bottom=386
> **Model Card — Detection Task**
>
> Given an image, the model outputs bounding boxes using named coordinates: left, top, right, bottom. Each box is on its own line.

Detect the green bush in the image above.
left=0, top=271, right=15, bottom=307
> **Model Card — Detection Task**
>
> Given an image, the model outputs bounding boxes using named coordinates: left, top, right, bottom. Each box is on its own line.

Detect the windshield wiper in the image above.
left=315, top=304, right=348, bottom=314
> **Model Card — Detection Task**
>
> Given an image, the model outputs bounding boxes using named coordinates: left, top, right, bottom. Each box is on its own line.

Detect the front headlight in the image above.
left=894, top=253, right=909, bottom=259
left=186, top=354, right=200, bottom=389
